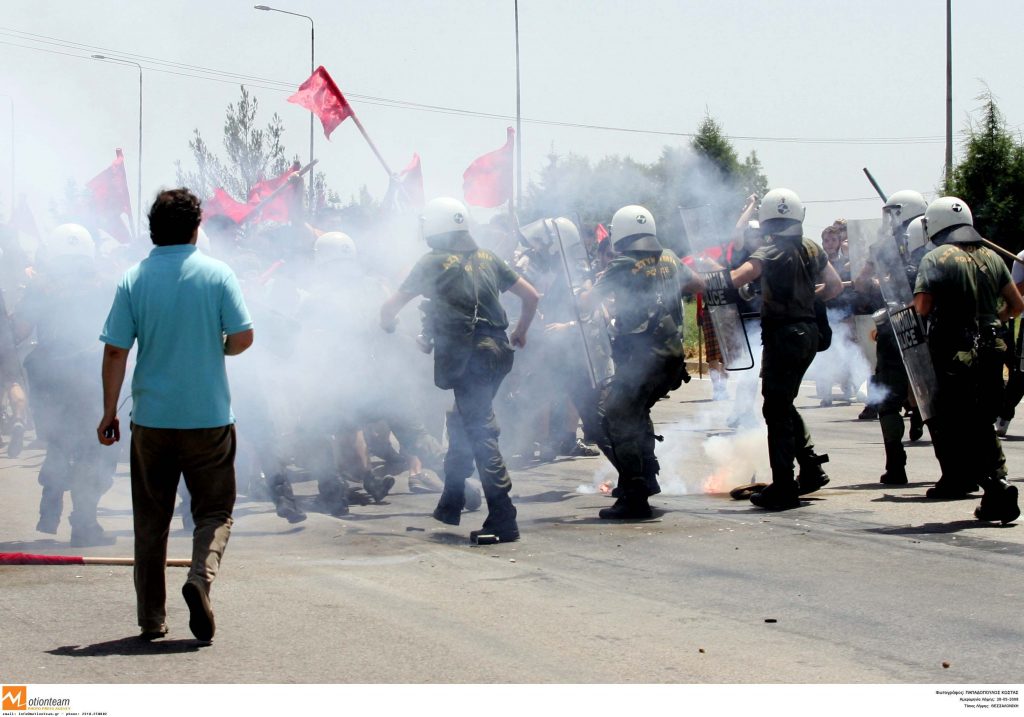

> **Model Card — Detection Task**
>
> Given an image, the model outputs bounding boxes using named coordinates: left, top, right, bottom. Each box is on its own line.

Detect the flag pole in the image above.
left=514, top=0, right=522, bottom=217
left=348, top=112, right=396, bottom=179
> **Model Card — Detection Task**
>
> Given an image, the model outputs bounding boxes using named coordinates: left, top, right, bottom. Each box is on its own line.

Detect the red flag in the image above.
left=287, top=66, right=354, bottom=139
left=594, top=223, right=609, bottom=245
left=398, top=153, right=424, bottom=209
left=246, top=165, right=302, bottom=223
left=463, top=128, right=515, bottom=208
left=86, top=149, right=133, bottom=243
left=203, top=188, right=253, bottom=224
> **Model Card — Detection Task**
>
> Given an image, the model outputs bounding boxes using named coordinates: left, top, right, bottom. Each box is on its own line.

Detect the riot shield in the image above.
left=679, top=205, right=755, bottom=372
left=869, top=232, right=939, bottom=421
left=700, top=268, right=755, bottom=371
left=548, top=218, right=615, bottom=389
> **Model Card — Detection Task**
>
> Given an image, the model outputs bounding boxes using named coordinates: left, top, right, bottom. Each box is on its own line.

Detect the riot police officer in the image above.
left=914, top=197, right=1022, bottom=523
left=380, top=198, right=539, bottom=543
left=16, top=224, right=117, bottom=545
left=854, top=190, right=928, bottom=484
left=584, top=205, right=703, bottom=519
left=729, top=189, right=843, bottom=510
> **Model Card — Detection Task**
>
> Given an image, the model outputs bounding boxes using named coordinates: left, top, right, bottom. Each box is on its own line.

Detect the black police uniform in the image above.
left=915, top=233, right=1020, bottom=522
left=401, top=237, right=522, bottom=539
left=749, top=236, right=829, bottom=508
left=17, top=259, right=117, bottom=545
left=591, top=247, right=694, bottom=518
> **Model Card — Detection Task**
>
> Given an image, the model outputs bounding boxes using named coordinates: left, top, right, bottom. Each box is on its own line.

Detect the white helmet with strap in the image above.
left=883, top=190, right=928, bottom=232
left=922, top=196, right=974, bottom=243
left=610, top=205, right=660, bottom=251
left=315, top=231, right=357, bottom=265
left=47, top=223, right=95, bottom=258
left=758, top=188, right=805, bottom=237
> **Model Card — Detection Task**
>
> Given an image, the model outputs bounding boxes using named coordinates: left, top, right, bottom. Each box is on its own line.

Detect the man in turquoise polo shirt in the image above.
left=97, top=188, right=253, bottom=643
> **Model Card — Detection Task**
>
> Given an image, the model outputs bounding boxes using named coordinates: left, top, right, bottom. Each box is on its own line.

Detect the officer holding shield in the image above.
left=729, top=189, right=843, bottom=510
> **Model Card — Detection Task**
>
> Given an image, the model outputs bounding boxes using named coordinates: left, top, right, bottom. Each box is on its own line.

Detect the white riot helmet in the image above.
left=905, top=216, right=927, bottom=255
left=758, top=188, right=805, bottom=237
left=47, top=223, right=95, bottom=258
left=883, top=190, right=927, bottom=233
left=421, top=197, right=472, bottom=249
left=610, top=205, right=660, bottom=251
left=314, top=231, right=357, bottom=266
left=519, top=217, right=580, bottom=257
left=922, top=196, right=974, bottom=244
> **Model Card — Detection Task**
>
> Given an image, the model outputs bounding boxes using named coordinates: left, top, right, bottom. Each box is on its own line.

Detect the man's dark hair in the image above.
left=148, top=188, right=202, bottom=246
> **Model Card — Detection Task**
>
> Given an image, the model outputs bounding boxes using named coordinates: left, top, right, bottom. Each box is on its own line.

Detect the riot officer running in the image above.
left=380, top=198, right=539, bottom=543
left=729, top=189, right=844, bottom=510
left=914, top=197, right=1022, bottom=523
left=583, top=205, right=703, bottom=520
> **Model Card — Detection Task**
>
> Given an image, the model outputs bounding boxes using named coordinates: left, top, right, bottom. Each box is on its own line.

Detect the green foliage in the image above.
left=521, top=114, right=768, bottom=256
left=175, top=86, right=340, bottom=216
left=947, top=90, right=1024, bottom=253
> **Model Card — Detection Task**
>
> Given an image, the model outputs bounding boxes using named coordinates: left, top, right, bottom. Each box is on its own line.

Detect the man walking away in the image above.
left=97, top=189, right=254, bottom=642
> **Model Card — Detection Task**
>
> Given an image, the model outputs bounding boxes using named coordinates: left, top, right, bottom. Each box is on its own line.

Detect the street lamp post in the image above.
left=255, top=5, right=316, bottom=213
left=0, top=95, right=13, bottom=217
left=92, top=55, right=143, bottom=237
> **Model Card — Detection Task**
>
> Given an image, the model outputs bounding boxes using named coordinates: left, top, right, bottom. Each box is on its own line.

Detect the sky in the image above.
left=1, top=0, right=1022, bottom=241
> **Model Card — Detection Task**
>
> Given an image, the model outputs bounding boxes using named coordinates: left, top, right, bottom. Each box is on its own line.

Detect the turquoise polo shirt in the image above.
left=100, top=244, right=253, bottom=429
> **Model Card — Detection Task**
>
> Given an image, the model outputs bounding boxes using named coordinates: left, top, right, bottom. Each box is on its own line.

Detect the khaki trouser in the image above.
left=130, top=423, right=236, bottom=630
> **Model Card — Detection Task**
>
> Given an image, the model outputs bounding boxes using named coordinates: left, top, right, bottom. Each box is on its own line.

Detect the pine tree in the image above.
left=947, top=90, right=1024, bottom=252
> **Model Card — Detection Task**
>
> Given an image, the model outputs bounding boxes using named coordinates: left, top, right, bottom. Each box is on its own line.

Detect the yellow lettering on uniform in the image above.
left=442, top=255, right=461, bottom=271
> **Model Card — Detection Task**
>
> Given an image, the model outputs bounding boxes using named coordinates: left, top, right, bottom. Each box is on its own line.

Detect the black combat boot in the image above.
left=907, top=409, right=924, bottom=442
left=926, top=477, right=979, bottom=499
left=432, top=484, right=466, bottom=526
left=749, top=480, right=801, bottom=510
left=974, top=481, right=1020, bottom=525
left=797, top=453, right=830, bottom=495
left=36, top=486, right=64, bottom=534
left=317, top=477, right=349, bottom=517
left=362, top=473, right=395, bottom=503
left=470, top=494, right=520, bottom=542
left=880, top=443, right=908, bottom=485
left=270, top=474, right=306, bottom=523
left=599, top=492, right=653, bottom=520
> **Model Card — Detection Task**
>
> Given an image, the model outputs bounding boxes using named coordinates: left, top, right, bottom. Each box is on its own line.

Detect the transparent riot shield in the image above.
left=870, top=233, right=939, bottom=421
left=701, top=268, right=755, bottom=371
left=548, top=219, right=615, bottom=389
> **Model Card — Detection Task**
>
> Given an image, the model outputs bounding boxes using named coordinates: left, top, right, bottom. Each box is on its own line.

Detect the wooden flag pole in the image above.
left=348, top=112, right=396, bottom=179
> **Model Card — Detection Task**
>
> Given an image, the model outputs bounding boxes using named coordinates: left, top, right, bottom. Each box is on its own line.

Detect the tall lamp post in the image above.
left=92, top=55, right=143, bottom=237
left=255, top=5, right=316, bottom=212
left=0, top=95, right=13, bottom=217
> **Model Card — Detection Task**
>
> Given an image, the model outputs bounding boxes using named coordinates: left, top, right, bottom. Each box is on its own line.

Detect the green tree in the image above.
left=947, top=90, right=1024, bottom=253
left=176, top=86, right=339, bottom=216
left=521, top=114, right=768, bottom=256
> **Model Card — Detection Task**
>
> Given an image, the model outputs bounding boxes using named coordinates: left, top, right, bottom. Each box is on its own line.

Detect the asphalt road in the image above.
left=1, top=377, right=1022, bottom=685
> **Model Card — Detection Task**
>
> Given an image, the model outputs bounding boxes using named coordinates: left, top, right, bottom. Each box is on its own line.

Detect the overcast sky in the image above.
left=2, top=0, right=1022, bottom=240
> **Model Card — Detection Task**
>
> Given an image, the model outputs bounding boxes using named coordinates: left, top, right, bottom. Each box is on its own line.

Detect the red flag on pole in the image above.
left=86, top=149, right=133, bottom=243
left=594, top=223, right=609, bottom=245
left=203, top=188, right=253, bottom=224
left=398, top=153, right=424, bottom=209
left=287, top=66, right=354, bottom=140
left=463, top=128, right=515, bottom=208
left=246, top=164, right=302, bottom=223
